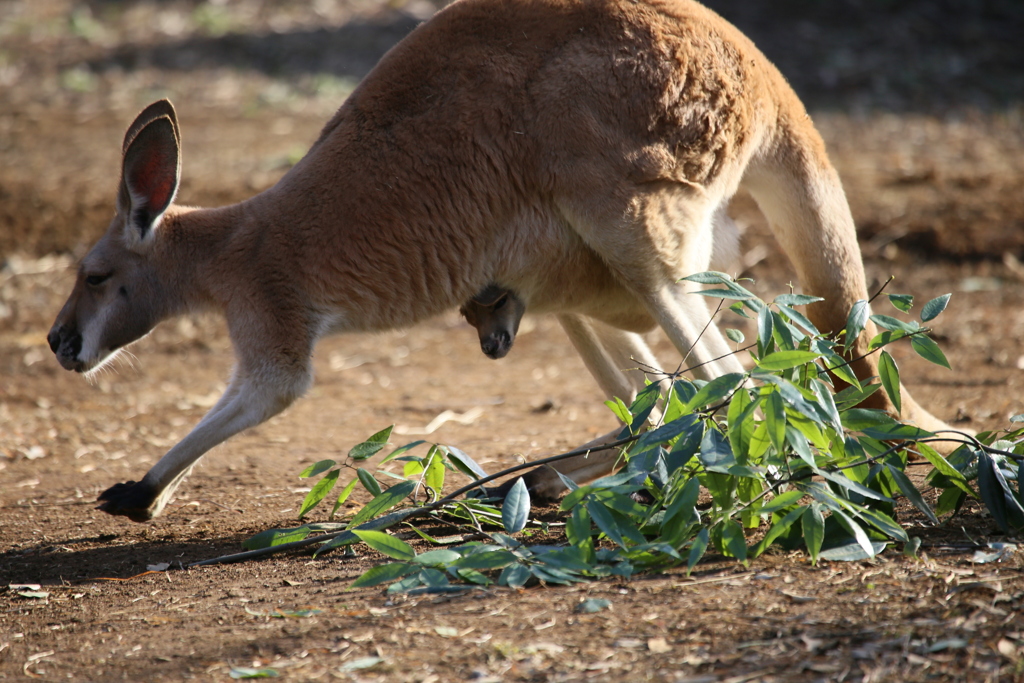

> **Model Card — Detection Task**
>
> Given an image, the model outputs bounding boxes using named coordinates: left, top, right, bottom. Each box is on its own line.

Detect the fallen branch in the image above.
left=185, top=432, right=642, bottom=568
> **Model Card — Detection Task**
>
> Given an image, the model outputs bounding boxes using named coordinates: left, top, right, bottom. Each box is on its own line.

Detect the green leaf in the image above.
left=243, top=526, right=314, bottom=550
left=977, top=452, right=1024, bottom=533
left=755, top=374, right=828, bottom=426
left=680, top=271, right=734, bottom=285
left=455, top=567, right=493, bottom=586
left=413, top=549, right=462, bottom=566
left=424, top=448, right=446, bottom=493
left=757, top=350, right=821, bottom=371
left=917, top=443, right=974, bottom=496
left=764, top=390, right=787, bottom=455
left=605, top=396, right=633, bottom=425
left=356, top=468, right=383, bottom=497
left=446, top=446, right=489, bottom=481
left=727, top=389, right=758, bottom=464
left=349, top=425, right=394, bottom=461
left=886, top=464, right=939, bottom=524
left=819, top=541, right=888, bottom=562
left=501, top=478, right=531, bottom=533
left=379, top=440, right=427, bottom=465
left=691, top=288, right=756, bottom=301
left=833, top=510, right=876, bottom=559
left=818, top=468, right=893, bottom=503
left=586, top=500, right=635, bottom=548
left=936, top=486, right=965, bottom=516
left=498, top=563, right=532, bottom=588
left=771, top=310, right=800, bottom=350
left=776, top=304, right=820, bottom=336
left=684, top=373, right=745, bottom=411
left=757, top=305, right=774, bottom=352
left=315, top=508, right=422, bottom=556
left=699, top=427, right=736, bottom=474
left=859, top=423, right=933, bottom=441
left=809, top=379, right=844, bottom=435
left=299, top=459, right=337, bottom=478
left=353, top=530, right=416, bottom=561
left=870, top=314, right=919, bottom=333
left=910, top=335, right=951, bottom=370
left=920, top=293, right=951, bottom=322
left=331, top=477, right=360, bottom=517
left=632, top=414, right=700, bottom=455
left=455, top=550, right=518, bottom=571
left=888, top=294, right=914, bottom=312
left=680, top=273, right=759, bottom=300
left=813, top=341, right=862, bottom=390
left=856, top=507, right=909, bottom=542
left=759, top=490, right=805, bottom=515
left=535, top=546, right=596, bottom=573
left=841, top=408, right=898, bottom=431
left=589, top=488, right=648, bottom=517
left=844, top=299, right=869, bottom=352
left=803, top=504, right=824, bottom=564
left=686, top=528, right=710, bottom=575
left=529, top=564, right=580, bottom=585
left=720, top=519, right=747, bottom=562
left=775, top=293, right=824, bottom=307
left=877, top=350, right=902, bottom=415
left=833, top=383, right=881, bottom=411
left=350, top=562, right=418, bottom=589
left=347, top=480, right=416, bottom=529
left=555, top=470, right=581, bottom=494
left=726, top=328, right=745, bottom=344
left=299, top=468, right=340, bottom=518
left=628, top=382, right=662, bottom=431
left=903, top=536, right=922, bottom=560
left=789, top=413, right=828, bottom=449
left=662, top=476, right=701, bottom=537
left=868, top=328, right=912, bottom=350
left=749, top=507, right=802, bottom=558
left=566, top=504, right=594, bottom=558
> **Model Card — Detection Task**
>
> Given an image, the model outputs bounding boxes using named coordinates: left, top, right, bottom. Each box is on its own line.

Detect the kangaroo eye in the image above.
left=85, top=273, right=111, bottom=286
left=492, top=295, right=508, bottom=310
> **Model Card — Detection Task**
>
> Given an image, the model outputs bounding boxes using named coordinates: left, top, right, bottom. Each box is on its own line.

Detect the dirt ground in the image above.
left=2, top=1, right=1024, bottom=681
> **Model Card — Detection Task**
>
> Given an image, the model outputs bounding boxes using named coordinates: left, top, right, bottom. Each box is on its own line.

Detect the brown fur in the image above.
left=49, top=0, right=955, bottom=520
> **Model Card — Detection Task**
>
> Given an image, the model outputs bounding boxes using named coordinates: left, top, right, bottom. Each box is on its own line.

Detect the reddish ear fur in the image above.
left=119, top=116, right=180, bottom=241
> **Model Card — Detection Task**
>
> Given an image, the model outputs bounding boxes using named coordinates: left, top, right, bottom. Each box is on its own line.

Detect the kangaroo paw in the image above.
left=96, top=480, right=159, bottom=522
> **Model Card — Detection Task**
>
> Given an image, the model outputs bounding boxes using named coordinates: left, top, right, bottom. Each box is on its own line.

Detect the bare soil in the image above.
left=2, top=1, right=1024, bottom=681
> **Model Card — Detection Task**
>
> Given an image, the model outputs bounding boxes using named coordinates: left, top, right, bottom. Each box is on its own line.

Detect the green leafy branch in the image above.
left=196, top=273, right=1022, bottom=588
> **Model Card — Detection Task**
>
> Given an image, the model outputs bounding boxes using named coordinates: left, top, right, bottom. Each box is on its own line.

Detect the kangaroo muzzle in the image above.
left=47, top=324, right=85, bottom=372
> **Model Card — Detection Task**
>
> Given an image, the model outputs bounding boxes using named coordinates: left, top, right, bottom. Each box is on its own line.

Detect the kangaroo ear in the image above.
left=122, top=99, right=179, bottom=152
left=118, top=115, right=180, bottom=248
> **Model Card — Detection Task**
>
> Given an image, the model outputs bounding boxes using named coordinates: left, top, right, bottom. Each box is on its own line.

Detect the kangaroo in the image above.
left=460, top=285, right=527, bottom=360
left=49, top=0, right=956, bottom=522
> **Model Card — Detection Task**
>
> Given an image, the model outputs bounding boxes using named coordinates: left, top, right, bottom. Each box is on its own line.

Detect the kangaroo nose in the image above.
left=47, top=327, right=62, bottom=353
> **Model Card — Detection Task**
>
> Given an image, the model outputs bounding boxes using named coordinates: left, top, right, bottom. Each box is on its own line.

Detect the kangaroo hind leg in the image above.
left=742, top=126, right=956, bottom=439
left=561, top=187, right=743, bottom=381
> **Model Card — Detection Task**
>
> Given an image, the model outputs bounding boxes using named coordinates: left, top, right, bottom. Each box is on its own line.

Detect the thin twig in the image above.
left=868, top=275, right=896, bottom=304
